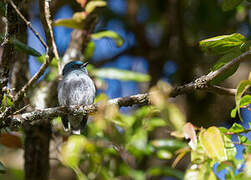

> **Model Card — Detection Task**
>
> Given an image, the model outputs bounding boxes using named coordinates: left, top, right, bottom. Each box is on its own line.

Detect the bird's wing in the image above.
left=59, top=73, right=96, bottom=106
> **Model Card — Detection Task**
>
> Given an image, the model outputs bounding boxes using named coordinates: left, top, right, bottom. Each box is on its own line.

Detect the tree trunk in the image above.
left=24, top=122, right=51, bottom=180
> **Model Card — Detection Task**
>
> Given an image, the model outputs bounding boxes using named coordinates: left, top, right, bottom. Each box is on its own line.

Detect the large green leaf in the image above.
left=199, top=127, right=227, bottom=161
left=199, top=33, right=246, bottom=55
left=222, top=0, right=244, bottom=11
left=91, top=31, right=124, bottom=47
left=92, top=68, right=150, bottom=82
left=211, top=48, right=242, bottom=71
left=210, top=48, right=243, bottom=85
left=235, top=80, right=251, bottom=121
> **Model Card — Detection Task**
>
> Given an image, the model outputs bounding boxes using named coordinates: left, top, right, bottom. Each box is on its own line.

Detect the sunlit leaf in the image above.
left=52, top=18, right=83, bottom=29
left=37, top=55, right=58, bottom=67
left=73, top=12, right=87, bottom=23
left=60, top=135, right=95, bottom=168
left=199, top=127, right=227, bottom=161
left=85, top=0, right=107, bottom=14
left=156, top=149, right=172, bottom=160
left=222, top=0, right=244, bottom=11
left=84, top=41, right=95, bottom=59
left=151, top=139, right=187, bottom=152
left=91, top=31, right=124, bottom=47
left=184, top=122, right=197, bottom=150
left=92, top=68, right=150, bottom=82
left=199, top=33, right=246, bottom=55
left=0, top=133, right=22, bottom=149
left=185, top=162, right=217, bottom=180
left=244, top=155, right=251, bottom=177
left=166, top=103, right=186, bottom=132
left=228, top=123, right=245, bottom=133
left=235, top=80, right=251, bottom=121
left=128, top=128, right=147, bottom=151
left=231, top=95, right=251, bottom=118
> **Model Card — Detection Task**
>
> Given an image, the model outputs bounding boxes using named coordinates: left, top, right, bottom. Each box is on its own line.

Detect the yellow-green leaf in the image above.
left=199, top=33, right=246, bottom=55
left=92, top=68, right=150, bottom=82
left=85, top=1, right=106, bottom=14
left=235, top=80, right=251, bottom=121
left=60, top=135, right=86, bottom=168
left=52, top=18, right=83, bottom=29
left=199, top=127, right=227, bottom=161
left=222, top=0, right=244, bottom=11
left=91, top=31, right=124, bottom=47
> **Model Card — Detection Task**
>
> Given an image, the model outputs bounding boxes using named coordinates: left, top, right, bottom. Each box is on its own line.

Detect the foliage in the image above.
left=0, top=0, right=251, bottom=180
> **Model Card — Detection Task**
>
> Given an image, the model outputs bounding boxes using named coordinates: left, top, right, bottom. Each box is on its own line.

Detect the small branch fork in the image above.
left=0, top=0, right=60, bottom=123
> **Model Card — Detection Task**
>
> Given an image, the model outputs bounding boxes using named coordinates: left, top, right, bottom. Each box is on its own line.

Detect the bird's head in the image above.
left=62, top=61, right=89, bottom=76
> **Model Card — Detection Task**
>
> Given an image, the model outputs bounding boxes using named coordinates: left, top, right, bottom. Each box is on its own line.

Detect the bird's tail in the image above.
left=70, top=115, right=88, bottom=135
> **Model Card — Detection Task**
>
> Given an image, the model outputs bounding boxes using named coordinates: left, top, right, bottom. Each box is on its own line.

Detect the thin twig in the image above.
left=8, top=0, right=47, bottom=49
left=225, top=129, right=251, bottom=135
left=43, top=0, right=62, bottom=75
left=205, top=50, right=251, bottom=82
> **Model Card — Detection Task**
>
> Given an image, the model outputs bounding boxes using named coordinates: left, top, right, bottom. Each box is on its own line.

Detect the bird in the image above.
left=58, top=61, right=96, bottom=135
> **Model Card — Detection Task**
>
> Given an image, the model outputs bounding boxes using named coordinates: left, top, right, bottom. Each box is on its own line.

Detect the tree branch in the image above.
left=8, top=0, right=47, bottom=49
left=7, top=84, right=241, bottom=129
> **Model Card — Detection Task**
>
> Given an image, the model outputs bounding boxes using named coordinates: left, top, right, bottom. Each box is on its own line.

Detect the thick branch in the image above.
left=9, top=85, right=238, bottom=128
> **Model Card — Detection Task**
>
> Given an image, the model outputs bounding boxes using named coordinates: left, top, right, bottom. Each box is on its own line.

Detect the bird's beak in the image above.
left=82, top=62, right=88, bottom=67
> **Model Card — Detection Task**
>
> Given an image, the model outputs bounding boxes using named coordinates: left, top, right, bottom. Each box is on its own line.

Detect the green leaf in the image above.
left=199, top=33, right=246, bottom=55
left=91, top=31, right=124, bottom=47
left=13, top=38, right=42, bottom=57
left=235, top=80, right=251, bottom=121
left=147, top=167, right=184, bottom=179
left=239, top=95, right=251, bottom=107
left=0, top=34, right=41, bottom=57
left=85, top=0, right=107, bottom=14
left=52, top=18, right=83, bottom=29
left=184, top=162, right=217, bottom=180
left=199, top=127, right=227, bottom=161
left=92, top=68, right=150, bottom=82
left=37, top=55, right=58, bottom=67
left=210, top=48, right=242, bottom=85
left=128, top=128, right=147, bottom=151
left=222, top=0, right=244, bottom=11
left=61, top=135, right=86, bottom=168
left=84, top=41, right=95, bottom=59
left=166, top=103, right=186, bottom=132
left=230, top=108, right=237, bottom=118
left=156, top=149, right=172, bottom=159
left=228, top=123, right=245, bottom=133
left=151, top=139, right=187, bottom=152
